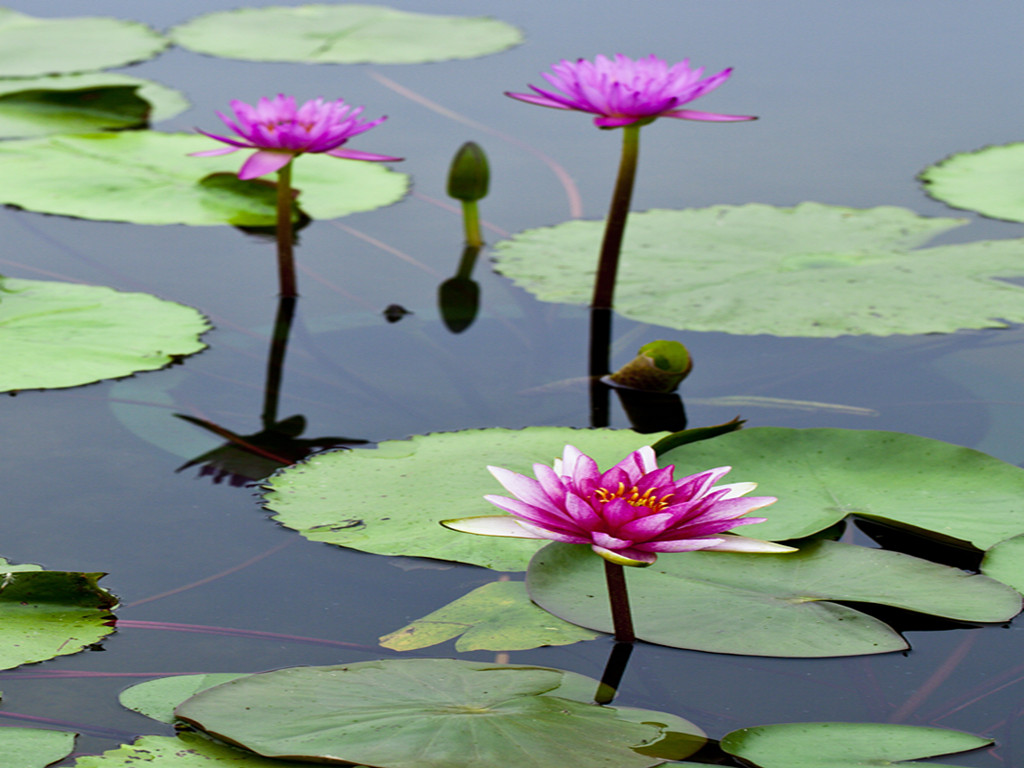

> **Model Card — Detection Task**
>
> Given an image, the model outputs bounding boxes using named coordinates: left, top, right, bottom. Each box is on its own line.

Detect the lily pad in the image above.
left=720, top=722, right=992, bottom=768
left=0, top=73, right=188, bottom=138
left=121, top=673, right=247, bottom=725
left=981, top=533, right=1024, bottom=593
left=920, top=143, right=1024, bottom=223
left=0, top=727, right=76, bottom=768
left=170, top=4, right=522, bottom=64
left=174, top=659, right=703, bottom=768
left=0, top=132, right=407, bottom=226
left=0, top=561, right=118, bottom=670
left=379, top=580, right=599, bottom=652
left=526, top=540, right=1020, bottom=657
left=658, top=427, right=1024, bottom=549
left=0, top=9, right=166, bottom=77
left=71, top=733, right=321, bottom=768
left=0, top=278, right=209, bottom=392
left=493, top=203, right=1024, bottom=336
left=262, top=427, right=663, bottom=571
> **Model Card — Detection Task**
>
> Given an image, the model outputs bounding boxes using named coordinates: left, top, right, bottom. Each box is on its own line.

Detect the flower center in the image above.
left=594, top=482, right=674, bottom=512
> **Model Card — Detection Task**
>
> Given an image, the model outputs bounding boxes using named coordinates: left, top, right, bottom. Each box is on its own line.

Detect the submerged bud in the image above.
left=607, top=340, right=692, bottom=393
left=447, top=142, right=490, bottom=202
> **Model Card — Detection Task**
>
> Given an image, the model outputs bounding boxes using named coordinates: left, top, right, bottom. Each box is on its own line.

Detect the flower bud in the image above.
left=607, top=340, right=692, bottom=393
left=447, top=142, right=489, bottom=202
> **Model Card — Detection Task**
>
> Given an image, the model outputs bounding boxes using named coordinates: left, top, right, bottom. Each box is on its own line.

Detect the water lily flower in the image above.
left=443, top=445, right=793, bottom=567
left=192, top=94, right=401, bottom=180
left=506, top=54, right=755, bottom=128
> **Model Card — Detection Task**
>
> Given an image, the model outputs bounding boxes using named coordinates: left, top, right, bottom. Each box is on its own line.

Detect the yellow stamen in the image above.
left=594, top=483, right=674, bottom=512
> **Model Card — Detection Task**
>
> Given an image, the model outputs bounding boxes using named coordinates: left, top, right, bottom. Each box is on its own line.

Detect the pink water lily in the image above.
left=507, top=54, right=754, bottom=128
left=443, top=445, right=792, bottom=567
left=192, top=94, right=401, bottom=179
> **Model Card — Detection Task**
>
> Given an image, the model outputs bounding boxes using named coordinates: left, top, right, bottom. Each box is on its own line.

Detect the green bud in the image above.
left=447, top=141, right=489, bottom=202
left=607, top=340, right=692, bottom=393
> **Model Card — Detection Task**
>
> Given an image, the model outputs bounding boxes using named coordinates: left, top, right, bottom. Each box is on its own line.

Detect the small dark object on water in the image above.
left=383, top=304, right=413, bottom=323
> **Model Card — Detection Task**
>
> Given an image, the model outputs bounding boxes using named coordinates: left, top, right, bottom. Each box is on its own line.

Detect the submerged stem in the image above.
left=276, top=160, right=297, bottom=298
left=591, top=124, right=641, bottom=310
left=604, top=560, right=636, bottom=643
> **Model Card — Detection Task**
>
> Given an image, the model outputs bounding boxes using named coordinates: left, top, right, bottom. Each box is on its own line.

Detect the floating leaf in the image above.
left=527, top=540, right=1020, bottom=657
left=658, top=427, right=1024, bottom=549
left=981, top=533, right=1024, bottom=593
left=175, top=660, right=703, bottom=768
left=0, top=132, right=407, bottom=225
left=71, top=733, right=319, bottom=768
left=0, top=278, right=208, bottom=392
left=263, top=427, right=663, bottom=571
left=0, top=563, right=118, bottom=670
left=0, top=9, right=166, bottom=77
left=171, top=4, right=522, bottom=64
left=493, top=203, right=1024, bottom=336
left=720, top=722, right=992, bottom=768
left=0, top=73, right=188, bottom=138
left=0, top=727, right=76, bottom=768
left=380, top=580, right=599, bottom=652
left=120, top=673, right=247, bottom=725
left=920, top=143, right=1024, bottom=223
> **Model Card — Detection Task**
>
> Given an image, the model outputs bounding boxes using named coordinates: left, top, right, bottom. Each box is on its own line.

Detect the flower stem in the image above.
left=591, top=124, right=641, bottom=310
left=604, top=560, right=636, bottom=643
left=461, top=200, right=483, bottom=249
left=276, top=160, right=298, bottom=298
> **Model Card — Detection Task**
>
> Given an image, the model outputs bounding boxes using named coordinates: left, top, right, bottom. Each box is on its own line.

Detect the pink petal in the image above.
left=189, top=146, right=241, bottom=157
left=325, top=148, right=403, bottom=162
left=482, top=494, right=578, bottom=532
left=663, top=109, right=757, bottom=122
left=591, top=545, right=657, bottom=567
left=237, top=150, right=294, bottom=180
left=487, top=466, right=555, bottom=510
left=440, top=516, right=546, bottom=539
left=636, top=537, right=726, bottom=553
left=505, top=91, right=574, bottom=110
left=700, top=535, right=798, bottom=553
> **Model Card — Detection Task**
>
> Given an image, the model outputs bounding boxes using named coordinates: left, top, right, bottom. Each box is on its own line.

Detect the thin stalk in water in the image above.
left=604, top=559, right=636, bottom=643
left=591, top=124, right=641, bottom=310
left=276, top=160, right=298, bottom=298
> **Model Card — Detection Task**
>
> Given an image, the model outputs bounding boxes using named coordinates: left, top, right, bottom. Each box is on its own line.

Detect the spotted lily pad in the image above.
left=174, top=660, right=704, bottom=768
left=0, top=132, right=407, bottom=225
left=920, top=143, right=1024, bottom=223
left=71, top=733, right=319, bottom=768
left=720, top=722, right=992, bottom=768
left=0, top=727, right=76, bottom=768
left=379, top=580, right=599, bottom=652
left=170, top=4, right=522, bottom=64
left=0, top=278, right=208, bottom=392
left=527, top=540, right=1020, bottom=657
left=658, top=427, right=1024, bottom=549
left=262, top=427, right=664, bottom=571
left=0, top=73, right=188, bottom=138
left=493, top=203, right=1024, bottom=336
left=0, top=9, right=166, bottom=77
left=0, top=559, right=118, bottom=670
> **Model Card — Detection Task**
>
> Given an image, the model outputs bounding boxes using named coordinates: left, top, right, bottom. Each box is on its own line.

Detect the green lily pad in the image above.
left=0, top=73, right=188, bottom=138
left=0, top=9, right=166, bottom=77
left=0, top=561, right=118, bottom=670
left=0, top=132, right=407, bottom=226
left=379, top=580, right=599, bottom=652
left=262, top=427, right=664, bottom=571
left=526, top=539, right=1020, bottom=657
left=170, top=4, right=522, bottom=64
left=493, top=203, right=1024, bottom=336
left=658, top=427, right=1024, bottom=549
left=920, top=143, right=1024, bottom=223
left=121, top=673, right=247, bottom=725
left=720, top=722, right=992, bottom=768
left=981, top=533, right=1024, bottom=593
left=174, top=659, right=703, bottom=768
left=71, top=733, right=322, bottom=768
left=0, top=278, right=208, bottom=392
left=0, top=727, right=76, bottom=768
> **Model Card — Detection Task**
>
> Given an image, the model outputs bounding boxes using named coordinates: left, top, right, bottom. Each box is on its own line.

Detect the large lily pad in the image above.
left=493, top=203, right=1024, bottom=336
left=0, top=560, right=118, bottom=670
left=379, top=580, right=599, bottom=651
left=121, top=673, right=247, bottom=725
left=174, top=660, right=704, bottom=768
left=526, top=540, right=1020, bottom=657
left=0, top=727, right=76, bottom=768
left=0, top=9, right=166, bottom=77
left=920, top=143, right=1024, bottom=223
left=720, top=722, right=992, bottom=768
left=0, top=132, right=407, bottom=225
left=980, top=533, right=1024, bottom=593
left=170, top=4, right=522, bottom=64
left=71, top=733, right=320, bottom=768
left=658, top=427, right=1024, bottom=549
left=262, top=427, right=663, bottom=571
left=0, top=278, right=208, bottom=392
left=0, top=73, right=188, bottom=138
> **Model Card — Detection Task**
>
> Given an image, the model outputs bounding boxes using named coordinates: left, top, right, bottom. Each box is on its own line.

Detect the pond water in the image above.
left=1, top=0, right=1023, bottom=765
